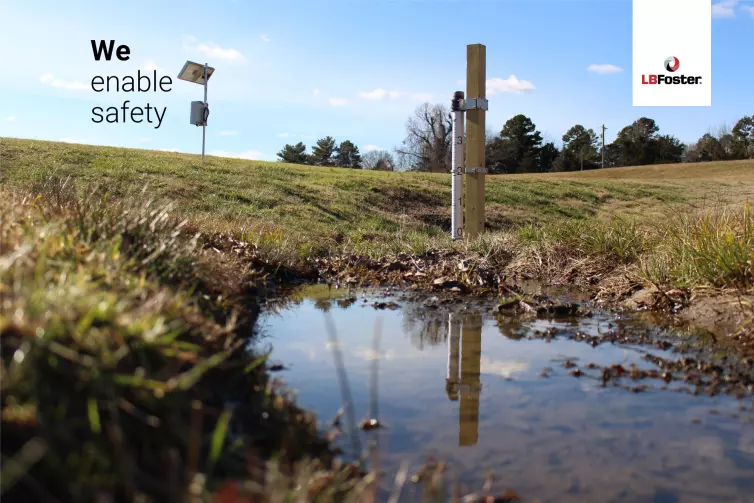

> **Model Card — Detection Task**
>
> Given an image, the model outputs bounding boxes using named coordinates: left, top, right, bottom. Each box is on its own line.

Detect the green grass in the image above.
left=0, top=179, right=336, bottom=501
left=3, top=137, right=754, bottom=292
left=1, top=137, right=704, bottom=260
left=2, top=137, right=754, bottom=500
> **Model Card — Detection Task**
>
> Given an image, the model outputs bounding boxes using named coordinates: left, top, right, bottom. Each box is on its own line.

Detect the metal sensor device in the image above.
left=190, top=101, right=209, bottom=126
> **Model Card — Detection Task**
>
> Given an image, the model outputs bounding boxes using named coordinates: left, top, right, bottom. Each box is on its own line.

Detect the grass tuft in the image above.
left=641, top=202, right=754, bottom=288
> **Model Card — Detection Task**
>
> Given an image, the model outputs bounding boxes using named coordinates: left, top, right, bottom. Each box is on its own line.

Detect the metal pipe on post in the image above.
left=451, top=91, right=465, bottom=240
left=202, top=63, right=208, bottom=166
left=463, top=44, right=487, bottom=240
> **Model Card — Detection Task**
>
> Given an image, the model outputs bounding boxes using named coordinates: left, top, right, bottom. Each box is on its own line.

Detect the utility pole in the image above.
left=601, top=124, right=607, bottom=169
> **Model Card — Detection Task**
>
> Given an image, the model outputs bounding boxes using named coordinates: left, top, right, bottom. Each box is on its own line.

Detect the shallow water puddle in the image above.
left=258, top=288, right=754, bottom=503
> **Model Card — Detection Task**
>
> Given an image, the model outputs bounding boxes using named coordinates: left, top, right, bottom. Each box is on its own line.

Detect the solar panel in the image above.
left=177, top=60, right=215, bottom=85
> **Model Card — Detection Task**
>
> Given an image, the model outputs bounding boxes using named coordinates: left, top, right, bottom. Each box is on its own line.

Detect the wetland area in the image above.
left=258, top=285, right=754, bottom=503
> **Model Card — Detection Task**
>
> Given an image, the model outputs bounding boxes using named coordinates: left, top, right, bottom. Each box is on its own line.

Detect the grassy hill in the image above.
left=3, top=137, right=753, bottom=261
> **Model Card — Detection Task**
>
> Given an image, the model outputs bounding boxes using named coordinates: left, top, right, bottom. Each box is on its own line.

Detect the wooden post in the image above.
left=464, top=44, right=486, bottom=239
left=458, top=315, right=482, bottom=446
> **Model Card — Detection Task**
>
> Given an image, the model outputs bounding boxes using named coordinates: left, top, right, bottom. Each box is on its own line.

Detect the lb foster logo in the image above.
left=642, top=56, right=700, bottom=85
left=664, top=56, right=680, bottom=72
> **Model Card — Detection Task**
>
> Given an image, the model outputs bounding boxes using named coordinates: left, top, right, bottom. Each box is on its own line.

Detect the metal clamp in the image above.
left=465, top=166, right=488, bottom=174
left=462, top=97, right=489, bottom=111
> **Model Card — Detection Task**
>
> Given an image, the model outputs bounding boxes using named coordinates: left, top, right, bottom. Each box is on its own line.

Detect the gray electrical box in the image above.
left=190, top=101, right=208, bottom=126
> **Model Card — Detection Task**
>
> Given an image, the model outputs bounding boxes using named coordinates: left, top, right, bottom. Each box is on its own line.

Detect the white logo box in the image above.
left=633, top=0, right=712, bottom=107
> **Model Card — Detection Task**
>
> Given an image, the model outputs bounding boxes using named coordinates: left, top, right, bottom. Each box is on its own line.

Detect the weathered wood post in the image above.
left=463, top=44, right=487, bottom=239
left=459, top=314, right=482, bottom=446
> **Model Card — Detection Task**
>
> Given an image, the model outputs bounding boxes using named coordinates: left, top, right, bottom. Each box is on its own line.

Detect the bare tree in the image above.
left=395, top=102, right=453, bottom=173
left=362, top=150, right=396, bottom=171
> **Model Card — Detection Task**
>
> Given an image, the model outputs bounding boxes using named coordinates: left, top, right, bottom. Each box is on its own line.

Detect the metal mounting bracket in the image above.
left=462, top=97, right=489, bottom=111
left=465, top=166, right=488, bottom=174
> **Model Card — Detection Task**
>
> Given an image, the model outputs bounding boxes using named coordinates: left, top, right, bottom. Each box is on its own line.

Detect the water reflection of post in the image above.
left=459, top=314, right=482, bottom=446
left=446, top=313, right=461, bottom=401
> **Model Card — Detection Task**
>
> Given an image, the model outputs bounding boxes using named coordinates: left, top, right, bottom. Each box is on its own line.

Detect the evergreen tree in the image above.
left=538, top=142, right=560, bottom=172
left=335, top=140, right=362, bottom=168
left=310, top=136, right=337, bottom=166
left=485, top=114, right=543, bottom=174
left=556, top=125, right=599, bottom=171
left=276, top=142, right=309, bottom=164
left=731, top=115, right=754, bottom=159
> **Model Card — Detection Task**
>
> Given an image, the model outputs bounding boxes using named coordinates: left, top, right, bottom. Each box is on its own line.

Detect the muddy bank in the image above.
left=208, top=231, right=753, bottom=355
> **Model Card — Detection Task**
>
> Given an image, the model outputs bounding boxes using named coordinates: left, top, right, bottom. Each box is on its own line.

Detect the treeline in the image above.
left=276, top=136, right=396, bottom=171
left=395, top=104, right=753, bottom=173
left=276, top=137, right=363, bottom=168
left=276, top=104, right=753, bottom=173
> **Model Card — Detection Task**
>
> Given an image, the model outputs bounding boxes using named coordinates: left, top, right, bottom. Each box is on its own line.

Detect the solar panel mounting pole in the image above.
left=177, top=60, right=215, bottom=167
left=202, top=63, right=208, bottom=166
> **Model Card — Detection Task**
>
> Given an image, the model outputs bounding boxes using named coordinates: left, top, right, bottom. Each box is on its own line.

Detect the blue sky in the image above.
left=1, top=0, right=752, bottom=161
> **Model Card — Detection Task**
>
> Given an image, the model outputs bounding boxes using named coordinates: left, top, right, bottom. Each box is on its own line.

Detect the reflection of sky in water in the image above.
left=257, top=293, right=754, bottom=503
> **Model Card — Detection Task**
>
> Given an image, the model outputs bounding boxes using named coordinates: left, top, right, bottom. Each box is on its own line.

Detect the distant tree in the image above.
left=396, top=103, right=452, bottom=172
left=605, top=117, right=685, bottom=166
left=538, top=142, right=560, bottom=172
left=715, top=124, right=735, bottom=160
left=652, top=134, right=685, bottom=164
left=610, top=117, right=659, bottom=166
left=485, top=135, right=516, bottom=174
left=362, top=150, right=396, bottom=171
left=731, top=115, right=754, bottom=159
left=335, top=140, right=361, bottom=168
left=277, top=142, right=309, bottom=164
left=555, top=125, right=599, bottom=171
left=684, top=133, right=727, bottom=162
left=310, top=136, right=337, bottom=166
left=486, top=114, right=543, bottom=174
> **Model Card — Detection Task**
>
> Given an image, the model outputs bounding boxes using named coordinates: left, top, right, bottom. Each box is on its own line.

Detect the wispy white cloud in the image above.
left=40, top=74, right=89, bottom=91
left=277, top=132, right=314, bottom=140
left=742, top=4, right=754, bottom=16
left=219, top=131, right=237, bottom=136
left=313, top=89, right=320, bottom=96
left=209, top=150, right=264, bottom=160
left=183, top=36, right=246, bottom=63
left=143, top=59, right=165, bottom=72
left=587, top=63, right=624, bottom=74
left=5, top=115, right=16, bottom=121
left=357, top=89, right=432, bottom=102
left=712, top=0, right=737, bottom=18
left=486, top=75, right=535, bottom=95
left=328, top=97, right=347, bottom=106
left=362, top=144, right=379, bottom=152
left=260, top=34, right=271, bottom=43
left=358, top=88, right=388, bottom=100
